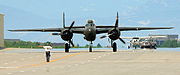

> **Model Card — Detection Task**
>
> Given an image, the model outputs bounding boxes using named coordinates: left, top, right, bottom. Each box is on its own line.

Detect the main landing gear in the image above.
left=65, top=43, right=70, bottom=52
left=65, top=41, right=93, bottom=53
left=89, top=41, right=93, bottom=52
left=111, top=41, right=117, bottom=52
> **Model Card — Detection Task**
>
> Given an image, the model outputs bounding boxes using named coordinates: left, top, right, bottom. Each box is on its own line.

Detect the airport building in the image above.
left=149, top=35, right=179, bottom=45
left=0, top=14, right=4, bottom=48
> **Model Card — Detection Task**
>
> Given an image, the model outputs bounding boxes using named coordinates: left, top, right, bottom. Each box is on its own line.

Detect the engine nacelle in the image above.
left=61, top=30, right=73, bottom=41
left=108, top=29, right=120, bottom=40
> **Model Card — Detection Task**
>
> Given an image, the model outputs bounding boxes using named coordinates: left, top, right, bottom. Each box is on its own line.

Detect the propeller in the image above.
left=100, top=12, right=126, bottom=44
left=62, top=12, right=75, bottom=47
left=68, top=21, right=75, bottom=47
left=116, top=12, right=125, bottom=44
left=52, top=12, right=75, bottom=47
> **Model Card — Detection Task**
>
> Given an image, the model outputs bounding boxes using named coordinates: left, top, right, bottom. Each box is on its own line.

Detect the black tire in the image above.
left=89, top=45, right=92, bottom=52
left=65, top=43, right=69, bottom=52
left=113, top=42, right=117, bottom=52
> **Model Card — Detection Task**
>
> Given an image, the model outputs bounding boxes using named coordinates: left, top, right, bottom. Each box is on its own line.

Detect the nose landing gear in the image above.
left=89, top=41, right=93, bottom=52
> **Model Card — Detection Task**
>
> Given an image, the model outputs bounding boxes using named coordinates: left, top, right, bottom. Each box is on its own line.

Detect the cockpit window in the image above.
left=85, top=23, right=95, bottom=26
left=85, top=20, right=95, bottom=27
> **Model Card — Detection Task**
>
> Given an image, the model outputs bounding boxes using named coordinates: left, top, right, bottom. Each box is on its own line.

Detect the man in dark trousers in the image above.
left=43, top=46, right=52, bottom=62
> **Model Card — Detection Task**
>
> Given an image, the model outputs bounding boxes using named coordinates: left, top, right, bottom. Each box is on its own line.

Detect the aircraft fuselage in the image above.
left=84, top=20, right=96, bottom=41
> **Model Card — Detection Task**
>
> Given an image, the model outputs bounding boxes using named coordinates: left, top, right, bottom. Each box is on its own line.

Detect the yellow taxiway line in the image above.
left=0, top=52, right=81, bottom=70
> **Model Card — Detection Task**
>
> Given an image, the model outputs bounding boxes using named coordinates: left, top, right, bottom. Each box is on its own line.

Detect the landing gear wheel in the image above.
left=89, top=46, right=92, bottom=52
left=112, top=42, right=117, bottom=52
left=65, top=43, right=69, bottom=52
left=89, top=42, right=93, bottom=52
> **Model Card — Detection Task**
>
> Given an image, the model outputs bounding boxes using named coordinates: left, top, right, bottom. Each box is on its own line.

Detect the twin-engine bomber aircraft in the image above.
left=9, top=12, right=173, bottom=52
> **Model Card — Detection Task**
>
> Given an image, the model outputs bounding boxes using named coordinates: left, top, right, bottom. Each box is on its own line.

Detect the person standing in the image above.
left=43, top=46, right=52, bottom=62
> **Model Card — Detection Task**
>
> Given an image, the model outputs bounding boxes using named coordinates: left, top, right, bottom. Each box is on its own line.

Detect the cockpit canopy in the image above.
left=85, top=20, right=95, bottom=27
left=87, top=20, right=94, bottom=24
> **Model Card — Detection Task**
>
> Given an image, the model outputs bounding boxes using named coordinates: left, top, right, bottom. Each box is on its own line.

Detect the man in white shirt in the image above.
left=43, top=46, right=52, bottom=62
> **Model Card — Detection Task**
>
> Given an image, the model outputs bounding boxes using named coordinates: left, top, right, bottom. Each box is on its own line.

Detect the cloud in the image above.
left=81, top=8, right=95, bottom=12
left=137, top=20, right=151, bottom=25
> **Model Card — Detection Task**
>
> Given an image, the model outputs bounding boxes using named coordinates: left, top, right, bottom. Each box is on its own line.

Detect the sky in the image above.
left=0, top=0, right=180, bottom=47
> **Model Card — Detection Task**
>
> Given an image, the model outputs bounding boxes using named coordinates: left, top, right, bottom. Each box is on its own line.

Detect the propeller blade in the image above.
left=100, top=33, right=113, bottom=39
left=111, top=40, right=113, bottom=47
left=108, top=38, right=110, bottom=43
left=119, top=38, right=126, bottom=44
left=69, top=40, right=74, bottom=47
left=69, top=21, right=75, bottom=30
left=63, top=12, right=65, bottom=28
left=100, top=35, right=107, bottom=39
left=115, top=12, right=119, bottom=28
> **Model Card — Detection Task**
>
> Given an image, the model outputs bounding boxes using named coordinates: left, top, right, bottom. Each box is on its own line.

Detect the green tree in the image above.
left=161, top=40, right=178, bottom=48
left=45, top=41, right=52, bottom=46
left=76, top=44, right=80, bottom=47
left=85, top=44, right=89, bottom=48
left=97, top=43, right=102, bottom=48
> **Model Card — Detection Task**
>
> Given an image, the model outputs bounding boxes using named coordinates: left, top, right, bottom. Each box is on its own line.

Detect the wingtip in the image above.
left=170, top=27, right=174, bottom=29
left=8, top=30, right=13, bottom=31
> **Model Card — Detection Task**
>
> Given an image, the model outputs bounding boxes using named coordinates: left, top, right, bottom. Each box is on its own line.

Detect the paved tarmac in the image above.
left=0, top=48, right=180, bottom=75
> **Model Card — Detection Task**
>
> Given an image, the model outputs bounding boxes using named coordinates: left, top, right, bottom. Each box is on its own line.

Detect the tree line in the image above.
left=158, top=40, right=180, bottom=48
left=4, top=40, right=103, bottom=48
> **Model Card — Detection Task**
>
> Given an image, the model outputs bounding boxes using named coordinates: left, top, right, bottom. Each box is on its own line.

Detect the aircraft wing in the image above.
left=120, top=37, right=136, bottom=39
left=118, top=27, right=174, bottom=31
left=8, top=28, right=85, bottom=34
left=96, top=27, right=173, bottom=34
left=8, top=28, right=64, bottom=32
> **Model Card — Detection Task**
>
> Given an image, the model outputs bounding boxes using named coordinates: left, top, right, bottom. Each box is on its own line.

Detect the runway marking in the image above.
left=0, top=52, right=81, bottom=70
left=19, top=70, right=25, bottom=72
left=4, top=63, right=9, bottom=65
left=7, top=73, right=12, bottom=74
left=32, top=70, right=36, bottom=72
